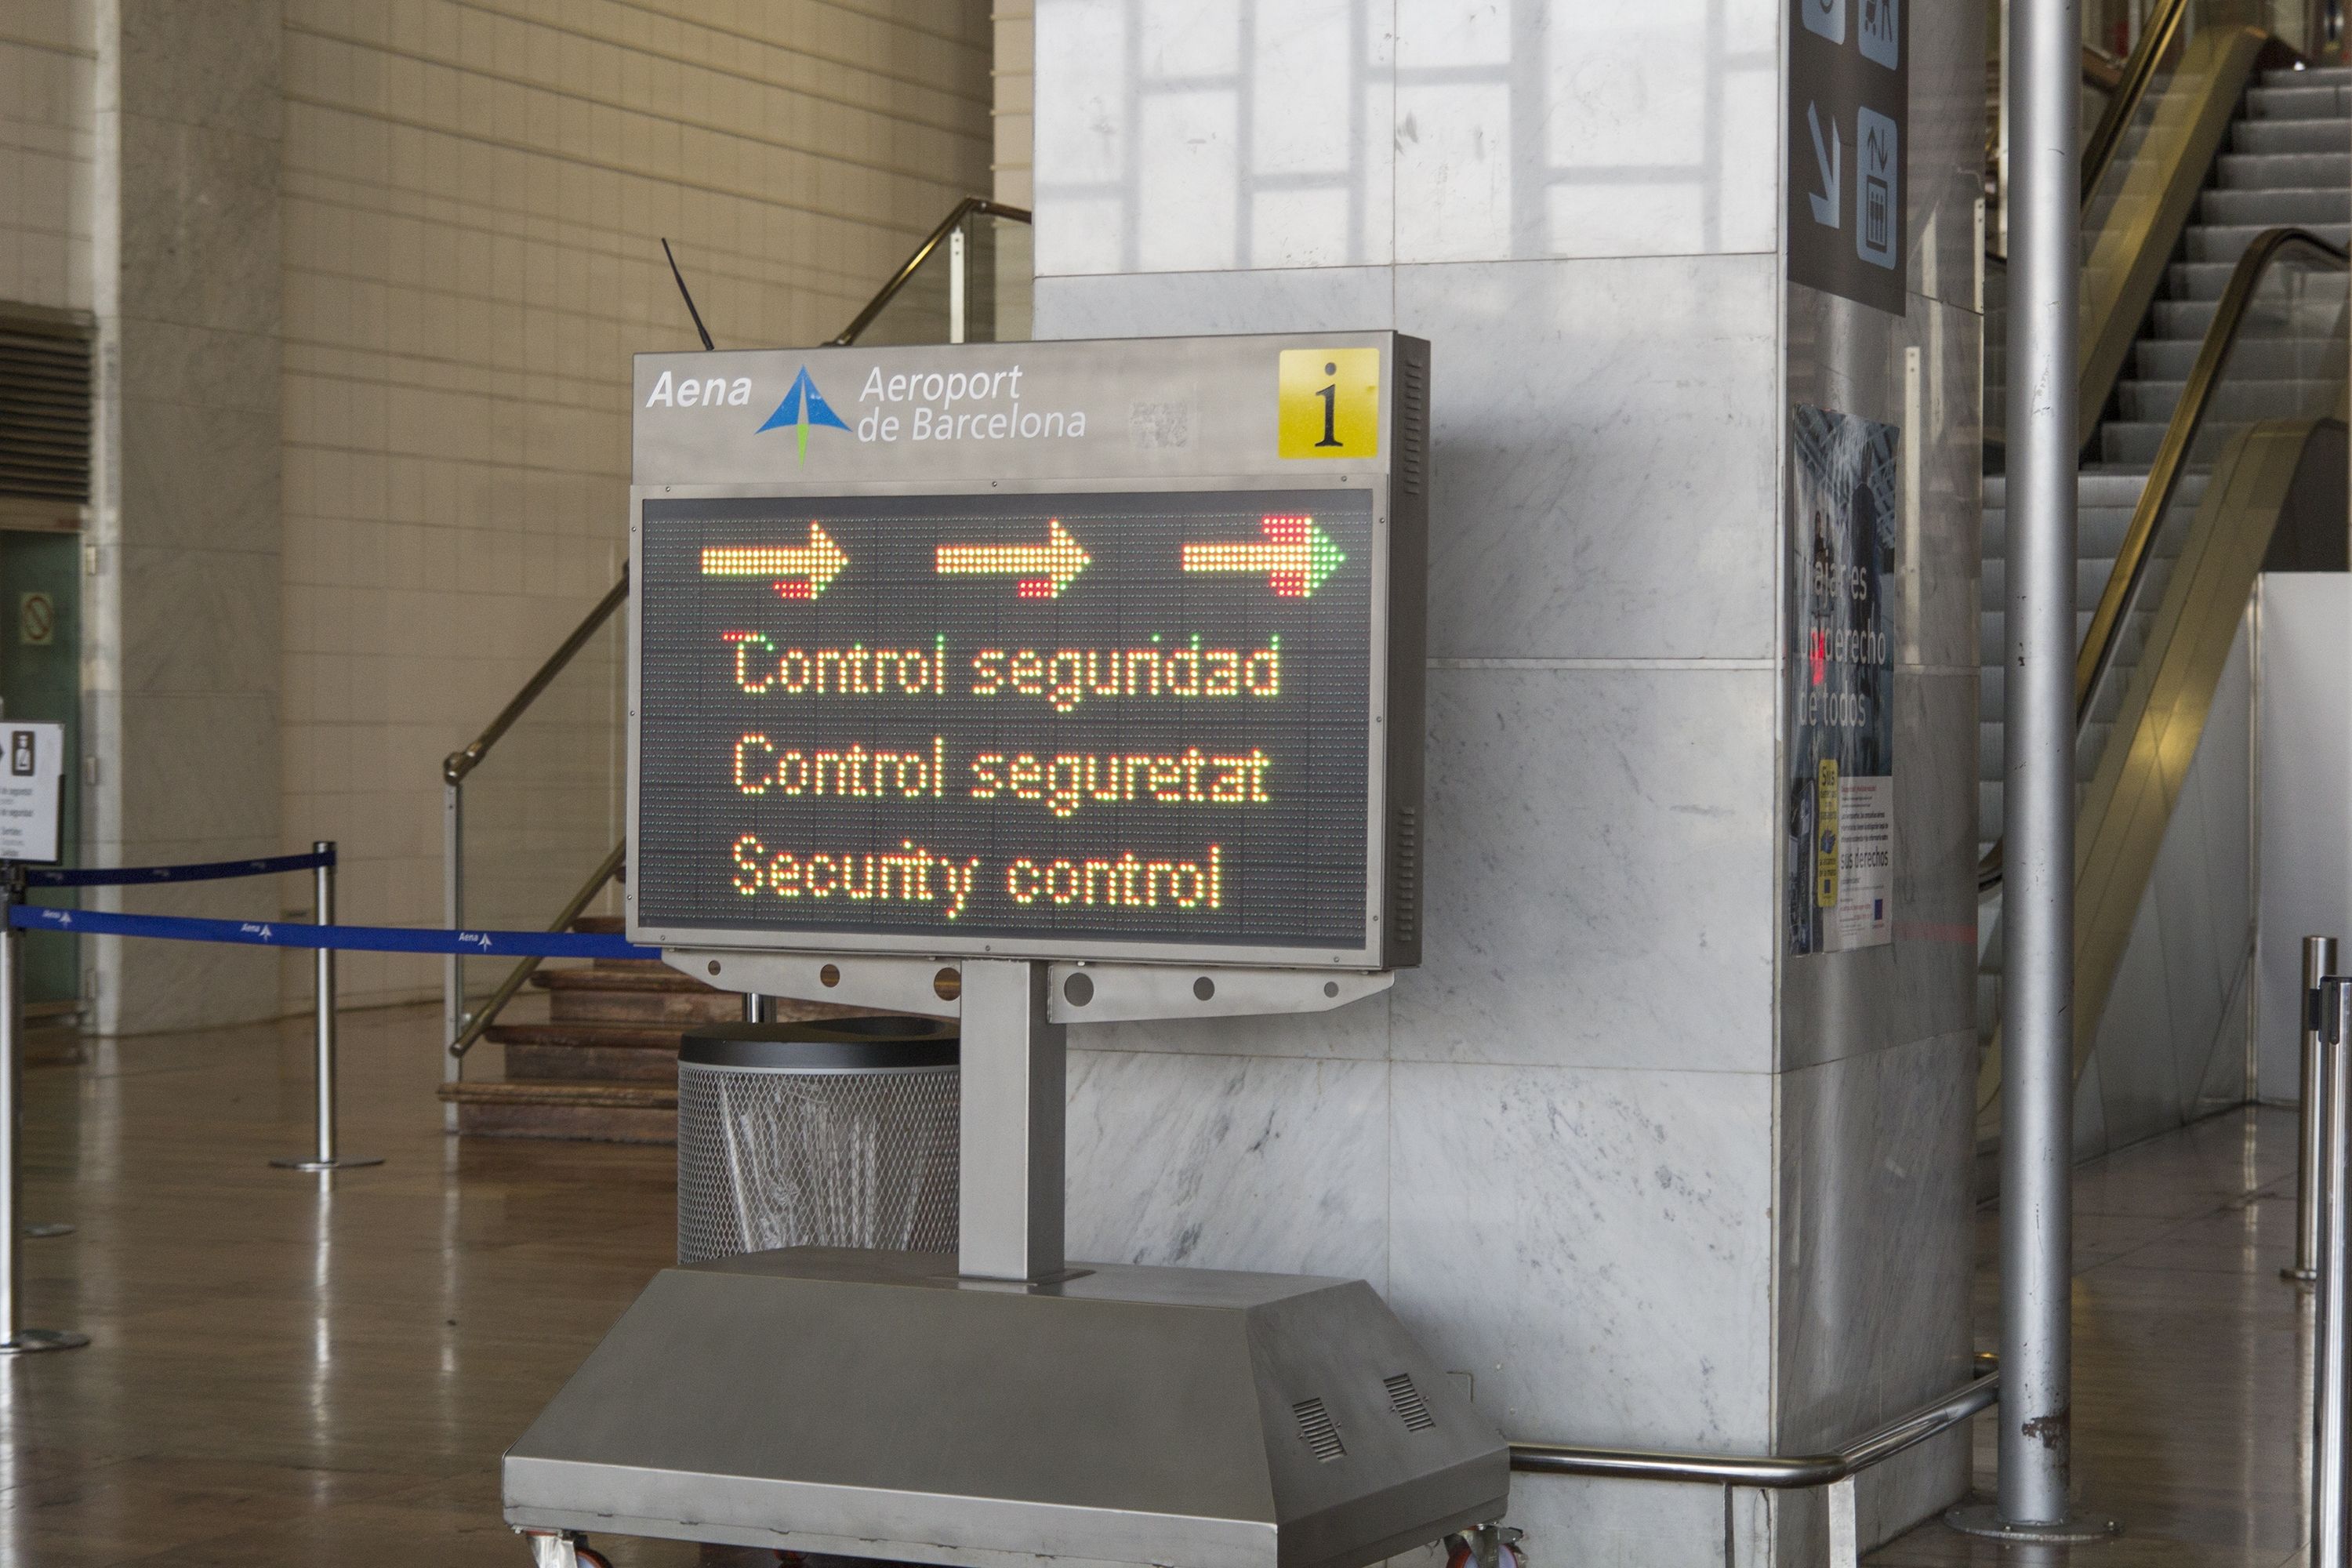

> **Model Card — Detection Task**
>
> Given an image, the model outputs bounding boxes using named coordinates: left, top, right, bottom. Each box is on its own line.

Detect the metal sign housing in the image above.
left=626, top=332, right=1428, bottom=969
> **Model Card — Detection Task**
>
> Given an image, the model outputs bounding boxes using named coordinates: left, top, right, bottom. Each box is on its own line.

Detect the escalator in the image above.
left=1978, top=30, right=2350, bottom=1153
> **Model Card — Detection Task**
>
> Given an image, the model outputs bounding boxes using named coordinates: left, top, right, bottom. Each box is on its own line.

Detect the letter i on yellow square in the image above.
left=1278, top=348, right=1380, bottom=458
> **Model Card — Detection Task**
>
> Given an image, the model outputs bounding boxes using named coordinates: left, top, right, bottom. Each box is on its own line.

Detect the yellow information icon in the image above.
left=1278, top=348, right=1380, bottom=459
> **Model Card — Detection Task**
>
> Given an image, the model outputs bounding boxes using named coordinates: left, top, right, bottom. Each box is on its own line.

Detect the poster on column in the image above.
left=1786, top=405, right=1896, bottom=956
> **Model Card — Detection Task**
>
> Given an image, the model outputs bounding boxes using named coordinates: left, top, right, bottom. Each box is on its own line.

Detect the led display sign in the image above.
left=627, top=334, right=1425, bottom=968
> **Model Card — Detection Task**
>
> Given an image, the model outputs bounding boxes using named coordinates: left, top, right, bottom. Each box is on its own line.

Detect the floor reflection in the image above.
left=1871, top=1106, right=2309, bottom=1567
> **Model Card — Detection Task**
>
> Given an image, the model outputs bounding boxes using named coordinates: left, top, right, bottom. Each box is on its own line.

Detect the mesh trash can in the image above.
left=677, top=1018, right=960, bottom=1265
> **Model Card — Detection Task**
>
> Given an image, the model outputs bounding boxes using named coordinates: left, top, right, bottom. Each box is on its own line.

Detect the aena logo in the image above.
left=642, top=364, right=850, bottom=465
left=755, top=366, right=850, bottom=463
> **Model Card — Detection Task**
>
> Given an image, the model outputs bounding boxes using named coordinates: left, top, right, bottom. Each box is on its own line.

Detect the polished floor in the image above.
left=0, top=1004, right=2319, bottom=1565
left=1871, top=1103, right=2310, bottom=1566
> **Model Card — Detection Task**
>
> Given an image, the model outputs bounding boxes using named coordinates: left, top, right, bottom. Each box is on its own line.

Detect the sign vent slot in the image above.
left=1391, top=807, right=1420, bottom=944
left=1383, top=1373, right=1436, bottom=1432
left=1399, top=350, right=1428, bottom=496
left=1293, top=1397, right=1346, bottom=1461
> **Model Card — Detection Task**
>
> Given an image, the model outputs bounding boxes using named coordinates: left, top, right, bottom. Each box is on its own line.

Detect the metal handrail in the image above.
left=828, top=196, right=1033, bottom=347
left=1980, top=225, right=2349, bottom=892
left=443, top=568, right=629, bottom=786
left=2080, top=0, right=2191, bottom=201
left=1512, top=1362, right=1998, bottom=1488
left=448, top=839, right=626, bottom=1058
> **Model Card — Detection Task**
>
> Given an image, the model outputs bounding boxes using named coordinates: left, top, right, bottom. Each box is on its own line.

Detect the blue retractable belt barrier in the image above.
left=27, top=848, right=336, bottom=887
left=6, top=904, right=657, bottom=960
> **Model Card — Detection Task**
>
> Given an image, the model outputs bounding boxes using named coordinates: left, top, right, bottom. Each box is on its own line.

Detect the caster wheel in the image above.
left=576, top=1548, right=613, bottom=1568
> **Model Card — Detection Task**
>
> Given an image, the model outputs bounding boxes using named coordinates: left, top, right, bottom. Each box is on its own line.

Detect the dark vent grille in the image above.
left=1399, top=349, right=1428, bottom=496
left=1390, top=808, right=1419, bottom=943
left=1383, top=1373, right=1436, bottom=1431
left=0, top=310, right=93, bottom=506
left=1292, top=1397, right=1345, bottom=1461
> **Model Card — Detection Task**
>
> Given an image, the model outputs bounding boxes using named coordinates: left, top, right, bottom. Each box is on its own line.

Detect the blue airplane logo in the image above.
left=757, top=366, right=850, bottom=462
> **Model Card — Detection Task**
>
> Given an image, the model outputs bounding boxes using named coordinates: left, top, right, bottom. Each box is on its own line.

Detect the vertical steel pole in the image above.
left=0, top=868, right=85, bottom=1353
left=1999, top=0, right=2082, bottom=1529
left=313, top=844, right=336, bottom=1163
left=442, top=780, right=463, bottom=1131
left=2296, top=937, right=2340, bottom=1283
left=1951, top=0, right=2112, bottom=1543
left=274, top=844, right=379, bottom=1171
left=2317, top=977, right=2352, bottom=1568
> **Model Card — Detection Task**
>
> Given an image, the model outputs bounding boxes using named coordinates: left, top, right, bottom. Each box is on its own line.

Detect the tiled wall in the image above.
left=0, top=0, right=94, bottom=314
left=278, top=0, right=994, bottom=1006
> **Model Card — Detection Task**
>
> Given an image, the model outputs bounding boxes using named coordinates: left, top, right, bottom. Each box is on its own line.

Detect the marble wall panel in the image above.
left=1033, top=0, right=1396, bottom=278
left=1503, top=1472, right=1763, bottom=1568
left=1788, top=293, right=1984, bottom=678
left=1388, top=1060, right=1776, bottom=1449
left=1394, top=253, right=1781, bottom=662
left=1033, top=264, right=1396, bottom=341
left=1065, top=1049, right=1392, bottom=1287
left=1391, top=0, right=1779, bottom=265
left=1069, top=991, right=1389, bottom=1062
left=1773, top=1031, right=1976, bottom=1453
left=1392, top=664, right=1775, bottom=1076
left=1907, top=0, right=1992, bottom=314
left=1779, top=670, right=1980, bottom=1072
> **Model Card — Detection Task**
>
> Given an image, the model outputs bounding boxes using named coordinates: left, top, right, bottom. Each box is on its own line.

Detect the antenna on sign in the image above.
left=661, top=238, right=716, bottom=352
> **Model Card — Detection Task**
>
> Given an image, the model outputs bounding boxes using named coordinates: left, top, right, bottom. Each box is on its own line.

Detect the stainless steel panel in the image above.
left=504, top=1247, right=1508, bottom=1568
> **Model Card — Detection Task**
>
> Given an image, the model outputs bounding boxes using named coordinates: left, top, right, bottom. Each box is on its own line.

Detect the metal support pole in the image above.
left=956, top=959, right=1065, bottom=1282
left=442, top=782, right=463, bottom=1132
left=2294, top=937, right=2340, bottom=1283
left=949, top=222, right=967, bottom=346
left=273, top=844, right=380, bottom=1171
left=1951, top=0, right=2114, bottom=1543
left=0, top=866, right=83, bottom=1353
left=2317, top=976, right=2352, bottom=1568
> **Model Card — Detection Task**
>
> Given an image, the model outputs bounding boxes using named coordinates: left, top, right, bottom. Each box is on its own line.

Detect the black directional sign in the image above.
left=1788, top=0, right=1909, bottom=315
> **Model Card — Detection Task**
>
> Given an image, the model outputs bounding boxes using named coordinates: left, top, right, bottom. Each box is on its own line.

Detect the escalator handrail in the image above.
left=1979, top=225, right=2350, bottom=893
left=2081, top=0, right=2191, bottom=201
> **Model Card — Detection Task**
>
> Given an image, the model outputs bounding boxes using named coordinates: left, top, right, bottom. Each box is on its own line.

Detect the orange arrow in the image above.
left=935, top=518, right=1091, bottom=599
left=700, top=524, right=849, bottom=601
left=1181, top=514, right=1345, bottom=597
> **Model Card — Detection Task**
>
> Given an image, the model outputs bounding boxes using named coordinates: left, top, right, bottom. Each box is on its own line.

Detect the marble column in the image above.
left=88, top=0, right=284, bottom=1033
left=1035, top=2, right=1984, bottom=1562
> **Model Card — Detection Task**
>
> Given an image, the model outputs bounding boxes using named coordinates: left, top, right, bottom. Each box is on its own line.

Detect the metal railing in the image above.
left=1510, top=1359, right=1998, bottom=1568
left=441, top=198, right=1033, bottom=1069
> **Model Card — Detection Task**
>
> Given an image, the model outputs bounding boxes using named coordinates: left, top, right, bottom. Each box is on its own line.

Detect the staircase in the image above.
left=437, top=916, right=876, bottom=1142
left=1980, top=63, right=2351, bottom=1034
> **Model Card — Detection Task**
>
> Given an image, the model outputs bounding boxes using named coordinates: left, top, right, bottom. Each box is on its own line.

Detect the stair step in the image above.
left=2198, top=186, right=2352, bottom=227
left=2263, top=65, right=2352, bottom=87
left=535, top=966, right=720, bottom=995
left=506, top=1040, right=679, bottom=1083
left=485, top=1021, right=692, bottom=1051
left=2187, top=222, right=2352, bottom=263
left=2245, top=83, right=2352, bottom=121
left=2216, top=151, right=2350, bottom=192
left=437, top=1079, right=677, bottom=1145
left=2233, top=117, right=2352, bottom=155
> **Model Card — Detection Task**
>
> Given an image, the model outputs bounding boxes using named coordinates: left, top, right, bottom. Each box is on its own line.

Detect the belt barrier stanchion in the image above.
left=2316, top=975, right=2352, bottom=1568
left=2296, top=937, right=2342, bottom=1283
left=0, top=866, right=83, bottom=1354
left=271, top=842, right=379, bottom=1172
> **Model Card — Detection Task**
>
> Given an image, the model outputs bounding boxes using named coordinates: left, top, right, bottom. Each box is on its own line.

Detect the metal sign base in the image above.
left=0, top=1328, right=87, bottom=1355
left=503, top=1247, right=1508, bottom=1568
left=269, top=1155, right=385, bottom=1171
left=1945, top=1502, right=2121, bottom=1544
